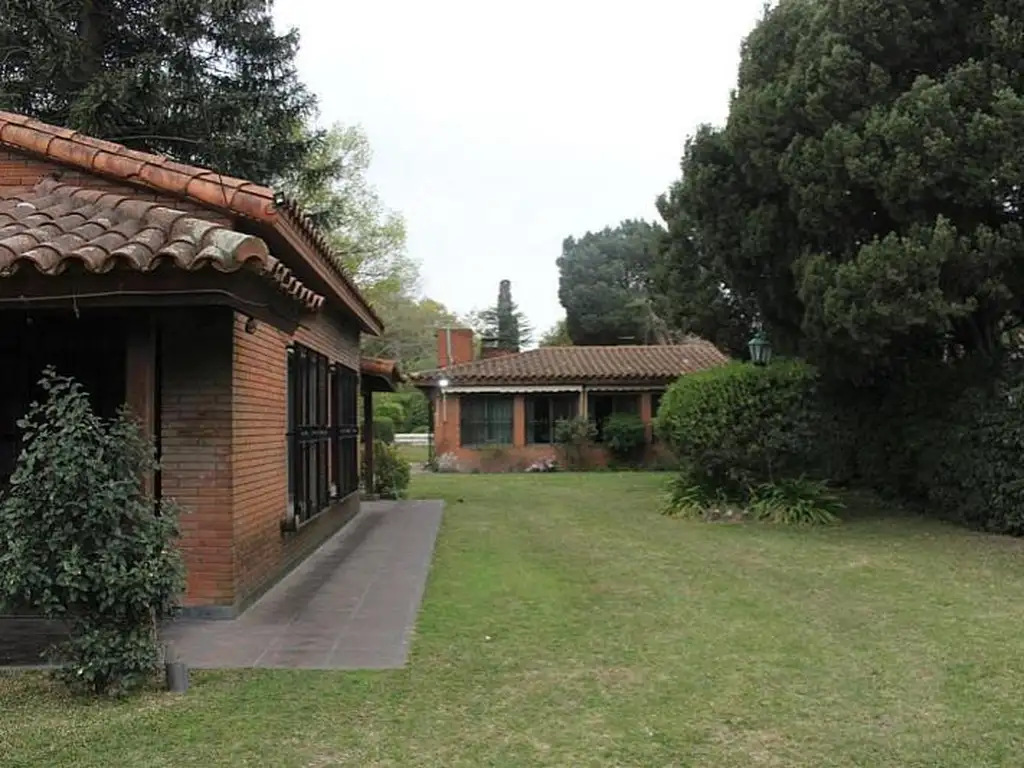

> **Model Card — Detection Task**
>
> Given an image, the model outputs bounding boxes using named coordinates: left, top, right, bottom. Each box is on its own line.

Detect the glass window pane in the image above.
left=460, top=395, right=513, bottom=445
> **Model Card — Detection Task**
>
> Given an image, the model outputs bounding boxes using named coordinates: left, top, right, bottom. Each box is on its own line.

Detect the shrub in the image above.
left=0, top=370, right=185, bottom=696
left=553, top=416, right=597, bottom=471
left=602, top=412, right=646, bottom=464
left=398, top=389, right=431, bottom=432
left=373, top=417, right=396, bottom=445
left=372, top=439, right=410, bottom=498
left=661, top=471, right=738, bottom=520
left=748, top=477, right=843, bottom=525
left=903, top=366, right=1024, bottom=534
left=656, top=360, right=821, bottom=494
left=373, top=399, right=406, bottom=430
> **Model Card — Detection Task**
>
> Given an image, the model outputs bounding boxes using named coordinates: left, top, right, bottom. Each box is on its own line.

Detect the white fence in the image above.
left=395, top=432, right=432, bottom=446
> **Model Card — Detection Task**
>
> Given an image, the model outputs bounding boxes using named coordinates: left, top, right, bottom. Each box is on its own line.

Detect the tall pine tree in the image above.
left=471, top=279, right=533, bottom=352
left=0, top=0, right=318, bottom=183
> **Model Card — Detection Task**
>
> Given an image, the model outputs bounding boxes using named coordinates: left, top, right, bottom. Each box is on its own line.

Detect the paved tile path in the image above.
left=162, top=500, right=444, bottom=669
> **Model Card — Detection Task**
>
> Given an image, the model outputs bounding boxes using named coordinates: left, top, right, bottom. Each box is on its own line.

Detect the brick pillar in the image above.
left=640, top=392, right=653, bottom=444
left=513, top=395, right=526, bottom=447
left=125, top=318, right=157, bottom=494
left=435, top=392, right=460, bottom=454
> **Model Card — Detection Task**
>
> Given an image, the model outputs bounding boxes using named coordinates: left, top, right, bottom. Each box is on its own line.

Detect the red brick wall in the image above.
left=432, top=392, right=461, bottom=456
left=160, top=306, right=363, bottom=613
left=231, top=313, right=289, bottom=602
left=229, top=308, right=362, bottom=611
left=159, top=307, right=235, bottom=607
left=436, top=328, right=474, bottom=367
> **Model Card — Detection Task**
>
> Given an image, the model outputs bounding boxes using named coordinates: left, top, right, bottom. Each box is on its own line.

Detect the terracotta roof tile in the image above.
left=410, top=342, right=729, bottom=386
left=360, top=357, right=404, bottom=392
left=0, top=178, right=324, bottom=311
left=0, top=111, right=379, bottom=330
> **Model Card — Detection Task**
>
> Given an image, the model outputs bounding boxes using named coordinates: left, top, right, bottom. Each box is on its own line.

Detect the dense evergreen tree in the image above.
left=651, top=192, right=758, bottom=358
left=662, top=0, right=1024, bottom=381
left=557, top=220, right=667, bottom=346
left=0, top=0, right=318, bottom=183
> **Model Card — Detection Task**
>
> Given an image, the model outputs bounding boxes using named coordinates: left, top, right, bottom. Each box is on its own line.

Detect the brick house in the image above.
left=411, top=328, right=729, bottom=471
left=0, top=111, right=401, bottom=618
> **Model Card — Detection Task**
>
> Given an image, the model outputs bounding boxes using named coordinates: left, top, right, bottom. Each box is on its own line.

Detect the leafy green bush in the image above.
left=749, top=477, right=843, bottom=525
left=656, top=360, right=821, bottom=494
left=372, top=439, right=410, bottom=498
left=373, top=417, right=396, bottom=445
left=0, top=370, right=185, bottom=696
left=553, top=416, right=597, bottom=470
left=661, top=472, right=737, bottom=520
left=602, top=412, right=647, bottom=464
left=899, top=367, right=1024, bottom=535
left=373, top=399, right=406, bottom=430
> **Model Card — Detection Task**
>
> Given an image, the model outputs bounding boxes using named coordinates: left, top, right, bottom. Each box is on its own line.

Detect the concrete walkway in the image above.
left=162, top=499, right=444, bottom=670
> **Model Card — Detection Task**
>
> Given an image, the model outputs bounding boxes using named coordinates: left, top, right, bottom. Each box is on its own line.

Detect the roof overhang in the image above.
left=0, top=266, right=306, bottom=333
left=0, top=111, right=383, bottom=335
left=361, top=357, right=404, bottom=393
left=411, top=379, right=677, bottom=394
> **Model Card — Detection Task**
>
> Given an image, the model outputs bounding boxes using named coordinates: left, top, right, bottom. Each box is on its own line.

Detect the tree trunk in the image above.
left=77, top=0, right=106, bottom=82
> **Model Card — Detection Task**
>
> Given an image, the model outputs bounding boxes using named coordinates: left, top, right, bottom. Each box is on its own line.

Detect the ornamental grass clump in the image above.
left=0, top=369, right=185, bottom=696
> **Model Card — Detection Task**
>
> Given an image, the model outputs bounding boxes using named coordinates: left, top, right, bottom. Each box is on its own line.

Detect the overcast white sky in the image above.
left=274, top=1, right=767, bottom=337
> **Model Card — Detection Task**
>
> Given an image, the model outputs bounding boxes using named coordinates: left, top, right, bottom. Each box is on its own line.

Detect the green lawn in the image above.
left=4, top=473, right=1024, bottom=766
left=396, top=442, right=430, bottom=465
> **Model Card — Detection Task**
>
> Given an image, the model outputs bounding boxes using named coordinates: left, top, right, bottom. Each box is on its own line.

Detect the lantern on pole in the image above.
left=747, top=330, right=772, bottom=366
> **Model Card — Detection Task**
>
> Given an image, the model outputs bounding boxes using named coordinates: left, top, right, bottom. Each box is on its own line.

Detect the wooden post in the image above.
left=512, top=395, right=526, bottom=448
left=125, top=319, right=157, bottom=495
left=640, top=392, right=654, bottom=445
left=362, top=386, right=374, bottom=494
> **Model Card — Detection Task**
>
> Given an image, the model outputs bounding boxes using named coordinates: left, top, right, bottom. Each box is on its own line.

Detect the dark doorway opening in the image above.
left=0, top=310, right=128, bottom=486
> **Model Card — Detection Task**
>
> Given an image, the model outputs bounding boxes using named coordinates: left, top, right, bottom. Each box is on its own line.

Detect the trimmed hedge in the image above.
left=873, top=365, right=1024, bottom=535
left=657, top=354, right=1024, bottom=536
left=656, top=360, right=821, bottom=495
left=602, top=413, right=647, bottom=464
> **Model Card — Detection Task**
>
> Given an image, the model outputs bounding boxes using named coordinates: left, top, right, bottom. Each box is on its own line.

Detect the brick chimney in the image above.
left=436, top=328, right=475, bottom=367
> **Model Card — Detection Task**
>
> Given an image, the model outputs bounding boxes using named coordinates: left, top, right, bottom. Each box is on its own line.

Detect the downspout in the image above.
left=281, top=344, right=298, bottom=533
left=153, top=323, right=163, bottom=505
left=442, top=326, right=453, bottom=423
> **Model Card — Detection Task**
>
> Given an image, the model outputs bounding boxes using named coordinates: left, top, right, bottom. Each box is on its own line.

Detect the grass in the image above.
left=395, top=442, right=430, bottom=465
left=5, top=473, right=1024, bottom=766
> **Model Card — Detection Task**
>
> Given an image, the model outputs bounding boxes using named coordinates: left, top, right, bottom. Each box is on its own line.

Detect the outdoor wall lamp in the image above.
left=244, top=316, right=259, bottom=334
left=748, top=330, right=772, bottom=366
left=438, top=377, right=450, bottom=422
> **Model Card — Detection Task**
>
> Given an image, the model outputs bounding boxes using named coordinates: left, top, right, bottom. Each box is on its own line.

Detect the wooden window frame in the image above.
left=459, top=394, right=514, bottom=447
left=525, top=394, right=578, bottom=444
